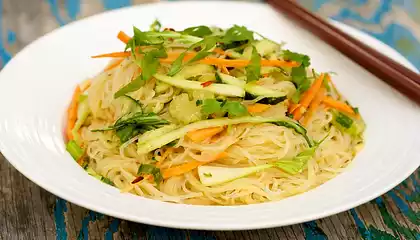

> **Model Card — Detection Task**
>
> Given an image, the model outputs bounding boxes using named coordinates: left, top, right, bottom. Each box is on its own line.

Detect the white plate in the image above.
left=0, top=1, right=419, bottom=230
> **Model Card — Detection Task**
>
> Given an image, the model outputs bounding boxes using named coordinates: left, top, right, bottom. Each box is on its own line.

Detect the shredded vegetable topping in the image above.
left=65, top=20, right=365, bottom=205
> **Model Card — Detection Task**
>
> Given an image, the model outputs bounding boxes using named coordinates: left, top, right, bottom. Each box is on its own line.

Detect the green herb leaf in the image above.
left=195, top=99, right=203, bottom=106
left=92, top=112, right=169, bottom=143
left=201, top=99, right=222, bottom=115
left=141, top=46, right=167, bottom=81
left=132, top=26, right=164, bottom=46
left=335, top=112, right=353, bottom=129
left=167, top=51, right=187, bottom=76
left=245, top=46, right=261, bottom=82
left=182, top=26, right=212, bottom=37
left=283, top=50, right=310, bottom=67
left=203, top=172, right=212, bottom=177
left=221, top=101, right=248, bottom=117
left=149, top=19, right=162, bottom=32
left=116, top=125, right=141, bottom=143
left=223, top=25, right=254, bottom=44
left=114, top=75, right=144, bottom=98
left=137, top=164, right=163, bottom=184
left=290, top=65, right=310, bottom=103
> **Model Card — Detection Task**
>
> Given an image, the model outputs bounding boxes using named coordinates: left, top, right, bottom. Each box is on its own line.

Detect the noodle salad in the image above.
left=65, top=21, right=365, bottom=205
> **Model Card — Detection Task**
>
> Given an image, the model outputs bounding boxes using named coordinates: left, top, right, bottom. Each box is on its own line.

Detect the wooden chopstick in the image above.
left=267, top=0, right=420, bottom=104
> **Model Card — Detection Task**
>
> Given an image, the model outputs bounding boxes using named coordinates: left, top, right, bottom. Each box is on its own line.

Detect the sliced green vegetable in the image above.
left=137, top=125, right=178, bottom=145
left=198, top=145, right=317, bottom=186
left=66, top=140, right=84, bottom=160
left=154, top=73, right=245, bottom=97
left=71, top=95, right=90, bottom=145
left=175, top=64, right=215, bottom=79
left=244, top=82, right=287, bottom=98
left=169, top=93, right=203, bottom=124
left=217, top=71, right=246, bottom=88
left=137, top=116, right=312, bottom=154
left=254, top=39, right=279, bottom=57
left=332, top=111, right=365, bottom=137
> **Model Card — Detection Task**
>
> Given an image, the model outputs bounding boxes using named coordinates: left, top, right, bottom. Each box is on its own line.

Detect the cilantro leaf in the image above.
left=221, top=101, right=248, bottom=117
left=149, top=19, right=162, bottom=32
left=182, top=26, right=213, bottom=37
left=201, top=99, right=248, bottom=117
left=283, top=50, right=310, bottom=67
left=245, top=46, right=261, bottom=82
left=168, top=36, right=218, bottom=76
left=201, top=99, right=222, bottom=115
left=137, top=164, right=163, bottom=184
left=114, top=75, right=144, bottom=98
left=167, top=51, right=187, bottom=76
left=290, top=65, right=310, bottom=103
left=141, top=47, right=167, bottom=80
left=115, top=46, right=167, bottom=97
left=223, top=25, right=254, bottom=44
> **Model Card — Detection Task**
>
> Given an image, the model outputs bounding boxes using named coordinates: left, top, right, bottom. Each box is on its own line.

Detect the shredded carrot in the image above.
left=262, top=73, right=270, bottom=78
left=117, top=31, right=131, bottom=44
left=322, top=96, right=357, bottom=117
left=288, top=103, right=301, bottom=114
left=79, top=79, right=91, bottom=92
left=292, top=73, right=326, bottom=120
left=247, top=103, right=270, bottom=113
left=187, top=127, right=225, bottom=142
left=92, top=51, right=299, bottom=68
left=66, top=86, right=82, bottom=140
left=302, top=87, right=326, bottom=126
left=162, top=152, right=228, bottom=179
left=221, top=66, right=230, bottom=74
left=198, top=58, right=300, bottom=68
left=92, top=52, right=131, bottom=58
left=104, top=58, right=124, bottom=72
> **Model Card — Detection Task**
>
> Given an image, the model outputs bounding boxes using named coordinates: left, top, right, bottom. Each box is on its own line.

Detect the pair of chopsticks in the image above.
left=267, top=0, right=420, bottom=105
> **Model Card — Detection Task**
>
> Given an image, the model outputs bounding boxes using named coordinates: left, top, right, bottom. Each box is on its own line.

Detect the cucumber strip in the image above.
left=154, top=73, right=245, bottom=97
left=244, top=82, right=287, bottom=98
left=217, top=71, right=246, bottom=88
left=137, top=116, right=312, bottom=154
left=137, top=125, right=178, bottom=145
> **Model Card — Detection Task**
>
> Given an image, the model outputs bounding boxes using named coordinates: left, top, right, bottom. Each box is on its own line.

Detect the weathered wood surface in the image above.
left=0, top=0, right=419, bottom=239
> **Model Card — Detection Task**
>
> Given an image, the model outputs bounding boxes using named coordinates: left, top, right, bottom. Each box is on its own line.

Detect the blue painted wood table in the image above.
left=0, top=0, right=419, bottom=239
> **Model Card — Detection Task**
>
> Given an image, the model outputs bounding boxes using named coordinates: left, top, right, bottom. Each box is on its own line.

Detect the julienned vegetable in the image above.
left=66, top=140, right=84, bottom=160
left=137, top=116, right=313, bottom=154
left=66, top=22, right=365, bottom=205
left=154, top=73, right=245, bottom=97
left=198, top=144, right=318, bottom=186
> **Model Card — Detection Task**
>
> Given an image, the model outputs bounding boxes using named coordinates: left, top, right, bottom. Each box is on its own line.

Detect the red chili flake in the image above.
left=131, top=176, right=144, bottom=184
left=201, top=81, right=214, bottom=87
